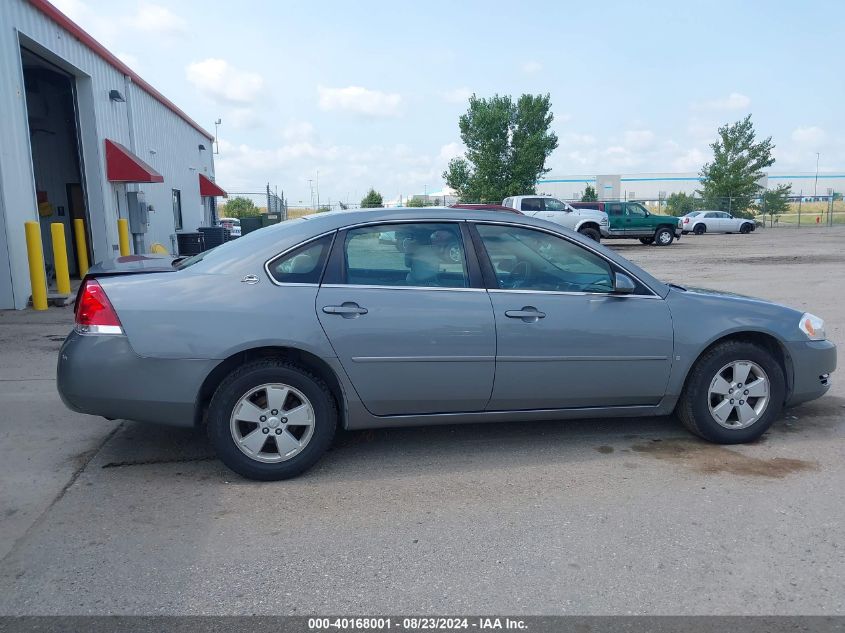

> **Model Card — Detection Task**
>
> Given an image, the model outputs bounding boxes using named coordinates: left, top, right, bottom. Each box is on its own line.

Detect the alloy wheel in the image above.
left=707, top=360, right=770, bottom=429
left=229, top=383, right=315, bottom=463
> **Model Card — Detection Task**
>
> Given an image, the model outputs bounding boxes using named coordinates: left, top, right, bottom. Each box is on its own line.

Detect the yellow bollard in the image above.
left=50, top=223, right=71, bottom=295
left=117, top=218, right=130, bottom=256
left=24, top=221, right=48, bottom=310
left=73, top=218, right=89, bottom=277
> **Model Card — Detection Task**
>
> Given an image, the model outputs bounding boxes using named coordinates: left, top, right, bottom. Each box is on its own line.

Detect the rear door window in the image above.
left=343, top=223, right=469, bottom=288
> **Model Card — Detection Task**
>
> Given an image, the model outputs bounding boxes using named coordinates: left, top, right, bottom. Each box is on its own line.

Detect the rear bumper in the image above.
left=57, top=331, right=218, bottom=427
left=784, top=339, right=837, bottom=406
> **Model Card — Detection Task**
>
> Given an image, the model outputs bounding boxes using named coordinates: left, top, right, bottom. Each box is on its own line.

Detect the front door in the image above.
left=472, top=223, right=674, bottom=410
left=623, top=202, right=652, bottom=236
left=317, top=222, right=496, bottom=416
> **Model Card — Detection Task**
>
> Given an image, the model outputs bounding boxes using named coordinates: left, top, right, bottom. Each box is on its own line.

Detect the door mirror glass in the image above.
left=613, top=272, right=636, bottom=295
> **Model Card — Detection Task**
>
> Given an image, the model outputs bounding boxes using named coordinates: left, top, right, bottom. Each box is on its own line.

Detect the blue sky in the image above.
left=54, top=0, right=845, bottom=205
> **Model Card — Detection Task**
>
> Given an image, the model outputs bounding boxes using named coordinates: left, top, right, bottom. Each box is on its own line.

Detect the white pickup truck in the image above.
left=502, top=195, right=610, bottom=242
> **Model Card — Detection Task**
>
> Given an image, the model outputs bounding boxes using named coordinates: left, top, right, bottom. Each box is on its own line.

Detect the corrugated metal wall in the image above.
left=0, top=0, right=215, bottom=309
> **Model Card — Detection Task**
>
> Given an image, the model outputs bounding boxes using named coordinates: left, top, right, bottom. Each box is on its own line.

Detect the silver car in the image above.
left=58, top=208, right=836, bottom=480
left=681, top=210, right=756, bottom=235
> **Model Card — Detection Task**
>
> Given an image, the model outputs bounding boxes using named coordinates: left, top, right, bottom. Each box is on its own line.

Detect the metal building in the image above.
left=537, top=172, right=845, bottom=202
left=0, top=0, right=227, bottom=310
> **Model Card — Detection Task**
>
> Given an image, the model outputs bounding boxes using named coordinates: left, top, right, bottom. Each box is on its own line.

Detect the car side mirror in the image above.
left=613, top=273, right=636, bottom=295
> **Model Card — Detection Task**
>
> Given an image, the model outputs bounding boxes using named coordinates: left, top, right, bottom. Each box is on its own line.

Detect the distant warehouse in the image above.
left=537, top=172, right=845, bottom=203
left=0, top=0, right=227, bottom=310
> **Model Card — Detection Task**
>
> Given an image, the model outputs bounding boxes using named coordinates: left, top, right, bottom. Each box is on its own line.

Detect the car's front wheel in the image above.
left=654, top=227, right=675, bottom=246
left=207, top=359, right=337, bottom=480
left=676, top=341, right=785, bottom=444
left=578, top=226, right=601, bottom=242
left=740, top=222, right=753, bottom=234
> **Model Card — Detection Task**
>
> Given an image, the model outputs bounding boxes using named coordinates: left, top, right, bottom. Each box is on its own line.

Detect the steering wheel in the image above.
left=509, top=260, right=532, bottom=288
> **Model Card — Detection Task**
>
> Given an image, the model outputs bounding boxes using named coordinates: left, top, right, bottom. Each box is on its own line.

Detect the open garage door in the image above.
left=21, top=47, right=91, bottom=279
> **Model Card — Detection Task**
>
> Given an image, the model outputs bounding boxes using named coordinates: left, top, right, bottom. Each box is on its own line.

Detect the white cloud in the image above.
left=442, top=87, right=472, bottom=104
left=672, top=148, right=707, bottom=172
left=694, top=92, right=751, bottom=111
left=623, top=129, right=656, bottom=150
left=522, top=61, right=543, bottom=74
left=791, top=126, right=826, bottom=145
left=130, top=2, right=186, bottom=34
left=282, top=121, right=316, bottom=142
left=561, top=132, right=596, bottom=147
left=186, top=59, right=264, bottom=105
left=318, top=86, right=403, bottom=117
left=438, top=142, right=464, bottom=162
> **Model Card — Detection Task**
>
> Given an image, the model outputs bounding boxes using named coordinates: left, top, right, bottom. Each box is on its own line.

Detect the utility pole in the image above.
left=316, top=170, right=320, bottom=211
left=308, top=179, right=315, bottom=210
left=814, top=152, right=820, bottom=199
left=214, top=118, right=222, bottom=154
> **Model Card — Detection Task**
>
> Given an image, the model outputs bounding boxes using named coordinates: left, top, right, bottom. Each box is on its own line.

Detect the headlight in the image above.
left=799, top=313, right=826, bottom=341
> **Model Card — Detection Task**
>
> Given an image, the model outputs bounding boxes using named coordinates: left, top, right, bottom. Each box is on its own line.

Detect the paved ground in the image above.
left=0, top=227, right=842, bottom=615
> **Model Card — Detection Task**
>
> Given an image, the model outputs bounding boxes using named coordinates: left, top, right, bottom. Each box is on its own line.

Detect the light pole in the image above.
left=316, top=170, right=320, bottom=210
left=814, top=152, right=820, bottom=199
left=213, top=119, right=222, bottom=154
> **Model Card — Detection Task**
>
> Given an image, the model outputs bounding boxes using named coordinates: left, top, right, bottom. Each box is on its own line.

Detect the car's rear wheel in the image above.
left=639, top=237, right=654, bottom=245
left=578, top=226, right=601, bottom=242
left=693, top=224, right=706, bottom=235
left=654, top=227, right=674, bottom=246
left=676, top=341, right=785, bottom=444
left=740, top=222, right=753, bottom=234
left=207, top=359, right=337, bottom=480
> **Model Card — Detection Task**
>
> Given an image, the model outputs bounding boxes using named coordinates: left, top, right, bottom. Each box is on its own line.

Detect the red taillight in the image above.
left=683, top=217, right=689, bottom=223
left=75, top=279, right=123, bottom=334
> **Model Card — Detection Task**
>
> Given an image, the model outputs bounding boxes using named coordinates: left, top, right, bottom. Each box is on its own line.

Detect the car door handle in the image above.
left=505, top=307, right=546, bottom=323
left=322, top=302, right=368, bottom=317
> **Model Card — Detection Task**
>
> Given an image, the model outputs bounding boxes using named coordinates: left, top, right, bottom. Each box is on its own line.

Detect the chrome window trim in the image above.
left=264, top=230, right=337, bottom=287
left=487, top=289, right=660, bottom=299
left=321, top=283, right=485, bottom=293
left=470, top=220, right=661, bottom=298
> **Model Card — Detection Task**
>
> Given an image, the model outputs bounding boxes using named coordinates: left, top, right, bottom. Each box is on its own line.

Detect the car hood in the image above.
left=673, top=285, right=802, bottom=318
left=87, top=254, right=177, bottom=276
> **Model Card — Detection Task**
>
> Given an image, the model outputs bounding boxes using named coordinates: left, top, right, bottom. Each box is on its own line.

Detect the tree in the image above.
left=665, top=192, right=696, bottom=217
left=698, top=115, right=775, bottom=214
left=221, top=196, right=261, bottom=219
left=581, top=185, right=598, bottom=202
left=406, top=196, right=434, bottom=207
left=443, top=93, right=558, bottom=202
left=759, top=184, right=792, bottom=216
left=360, top=188, right=383, bottom=208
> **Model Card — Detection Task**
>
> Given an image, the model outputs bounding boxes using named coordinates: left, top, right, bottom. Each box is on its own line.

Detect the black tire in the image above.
left=578, top=226, right=601, bottom=242
left=693, top=224, right=706, bottom=235
left=740, top=223, right=752, bottom=234
left=639, top=237, right=654, bottom=245
left=676, top=340, right=785, bottom=444
left=654, top=227, right=674, bottom=246
left=207, top=359, right=338, bottom=480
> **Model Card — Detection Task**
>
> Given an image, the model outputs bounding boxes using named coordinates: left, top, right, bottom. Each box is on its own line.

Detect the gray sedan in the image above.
left=58, top=208, right=836, bottom=480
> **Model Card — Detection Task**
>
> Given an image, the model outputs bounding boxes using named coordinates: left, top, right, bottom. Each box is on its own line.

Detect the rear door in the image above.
left=316, top=221, right=496, bottom=416
left=472, top=222, right=673, bottom=410
left=604, top=202, right=625, bottom=233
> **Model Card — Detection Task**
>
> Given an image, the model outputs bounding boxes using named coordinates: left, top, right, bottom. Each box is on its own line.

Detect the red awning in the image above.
left=105, top=139, right=164, bottom=183
left=199, top=173, right=228, bottom=198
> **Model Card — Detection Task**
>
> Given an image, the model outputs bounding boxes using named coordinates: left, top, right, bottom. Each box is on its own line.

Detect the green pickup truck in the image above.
left=570, top=201, right=682, bottom=245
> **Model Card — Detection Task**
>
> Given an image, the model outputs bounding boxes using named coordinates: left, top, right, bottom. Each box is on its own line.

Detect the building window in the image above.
left=172, top=189, right=182, bottom=230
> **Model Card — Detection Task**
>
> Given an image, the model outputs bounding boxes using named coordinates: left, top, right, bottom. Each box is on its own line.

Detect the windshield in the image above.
left=685, top=211, right=701, bottom=217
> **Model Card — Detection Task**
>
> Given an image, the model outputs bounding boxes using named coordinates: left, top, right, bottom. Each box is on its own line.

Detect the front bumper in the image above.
left=57, top=331, right=219, bottom=427
left=784, top=339, right=837, bottom=406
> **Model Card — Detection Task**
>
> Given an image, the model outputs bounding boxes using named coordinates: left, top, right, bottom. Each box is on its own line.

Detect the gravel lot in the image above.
left=0, top=226, right=842, bottom=615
